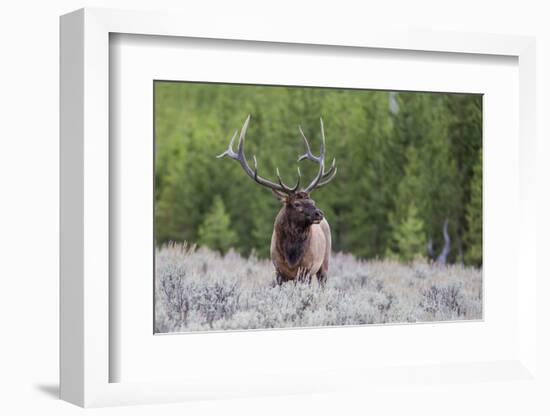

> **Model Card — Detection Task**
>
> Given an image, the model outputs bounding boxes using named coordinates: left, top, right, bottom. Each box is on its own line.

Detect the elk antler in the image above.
left=298, top=118, right=337, bottom=193
left=217, top=114, right=301, bottom=194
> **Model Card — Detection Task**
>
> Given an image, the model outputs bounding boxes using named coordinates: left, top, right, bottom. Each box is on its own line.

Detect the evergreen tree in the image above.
left=156, top=140, right=193, bottom=243
left=386, top=147, right=427, bottom=261
left=387, top=202, right=427, bottom=262
left=197, top=196, right=237, bottom=254
left=465, top=150, right=482, bottom=266
left=392, top=93, right=461, bottom=261
left=342, top=91, right=396, bottom=258
left=444, top=94, right=482, bottom=215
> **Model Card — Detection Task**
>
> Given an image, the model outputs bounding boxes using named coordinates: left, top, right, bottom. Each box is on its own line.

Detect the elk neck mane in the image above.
left=274, top=206, right=311, bottom=269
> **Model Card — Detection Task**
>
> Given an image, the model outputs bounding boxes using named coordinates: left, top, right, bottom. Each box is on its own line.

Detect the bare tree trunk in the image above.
left=436, top=219, right=451, bottom=265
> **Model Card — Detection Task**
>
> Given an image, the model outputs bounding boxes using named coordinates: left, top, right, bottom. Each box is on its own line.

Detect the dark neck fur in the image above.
left=275, top=208, right=311, bottom=268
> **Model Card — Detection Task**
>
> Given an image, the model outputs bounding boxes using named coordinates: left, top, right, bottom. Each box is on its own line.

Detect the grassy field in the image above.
left=155, top=243, right=482, bottom=333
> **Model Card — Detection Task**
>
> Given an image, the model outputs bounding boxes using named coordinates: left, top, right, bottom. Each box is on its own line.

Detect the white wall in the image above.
left=1, top=1, right=548, bottom=415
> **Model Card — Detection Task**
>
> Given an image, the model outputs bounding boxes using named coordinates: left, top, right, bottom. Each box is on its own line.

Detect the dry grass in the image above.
left=155, top=243, right=482, bottom=333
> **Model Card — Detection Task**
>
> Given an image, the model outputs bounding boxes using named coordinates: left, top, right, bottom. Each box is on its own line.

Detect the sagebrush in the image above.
left=155, top=243, right=482, bottom=333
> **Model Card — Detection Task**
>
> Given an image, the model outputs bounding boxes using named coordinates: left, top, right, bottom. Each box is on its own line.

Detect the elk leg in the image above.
left=276, top=271, right=291, bottom=286
left=299, top=273, right=312, bottom=285
left=316, top=270, right=327, bottom=287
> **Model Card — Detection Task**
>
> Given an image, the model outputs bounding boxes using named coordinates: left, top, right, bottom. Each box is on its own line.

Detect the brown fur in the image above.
left=270, top=192, right=331, bottom=285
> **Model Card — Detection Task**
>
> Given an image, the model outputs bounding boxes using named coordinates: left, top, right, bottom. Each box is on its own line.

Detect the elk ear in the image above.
left=271, top=189, right=288, bottom=202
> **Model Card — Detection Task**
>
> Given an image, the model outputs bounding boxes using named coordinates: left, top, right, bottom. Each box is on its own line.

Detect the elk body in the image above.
left=218, top=115, right=337, bottom=285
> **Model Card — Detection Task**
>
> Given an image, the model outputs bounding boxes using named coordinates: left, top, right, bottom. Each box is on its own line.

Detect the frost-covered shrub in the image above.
left=155, top=243, right=483, bottom=332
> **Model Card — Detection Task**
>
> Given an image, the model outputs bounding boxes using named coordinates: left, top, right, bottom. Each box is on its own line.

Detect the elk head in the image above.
left=279, top=191, right=325, bottom=228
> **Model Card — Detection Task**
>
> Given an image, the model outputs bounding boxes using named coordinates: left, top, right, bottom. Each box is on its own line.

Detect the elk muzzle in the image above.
left=312, top=208, right=324, bottom=224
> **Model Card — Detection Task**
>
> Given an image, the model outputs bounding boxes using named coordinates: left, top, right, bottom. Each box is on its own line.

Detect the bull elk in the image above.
left=217, top=115, right=337, bottom=286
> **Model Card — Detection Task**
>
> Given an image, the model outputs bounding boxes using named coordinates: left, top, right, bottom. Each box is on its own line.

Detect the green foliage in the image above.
left=387, top=203, right=426, bottom=262
left=386, top=147, right=427, bottom=262
left=155, top=82, right=482, bottom=266
left=391, top=93, right=462, bottom=262
left=197, top=196, right=237, bottom=254
left=465, top=150, right=482, bottom=266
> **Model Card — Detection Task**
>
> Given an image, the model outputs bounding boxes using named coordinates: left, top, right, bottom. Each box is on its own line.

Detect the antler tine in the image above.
left=319, top=117, right=326, bottom=160
left=304, top=159, right=325, bottom=193
left=218, top=114, right=300, bottom=195
left=236, top=114, right=251, bottom=160
left=216, top=129, right=239, bottom=159
left=321, top=158, right=336, bottom=179
left=252, top=155, right=260, bottom=181
left=276, top=166, right=302, bottom=193
left=298, top=122, right=334, bottom=180
left=295, top=167, right=302, bottom=191
left=301, top=118, right=334, bottom=193
left=315, top=166, right=338, bottom=189
left=298, top=126, right=321, bottom=163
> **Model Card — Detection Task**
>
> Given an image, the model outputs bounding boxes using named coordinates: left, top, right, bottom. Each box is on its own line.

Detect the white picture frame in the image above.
left=60, top=7, right=537, bottom=407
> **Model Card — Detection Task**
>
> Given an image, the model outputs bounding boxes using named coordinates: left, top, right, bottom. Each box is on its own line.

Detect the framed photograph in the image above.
left=152, top=81, right=484, bottom=335
left=60, top=8, right=537, bottom=407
